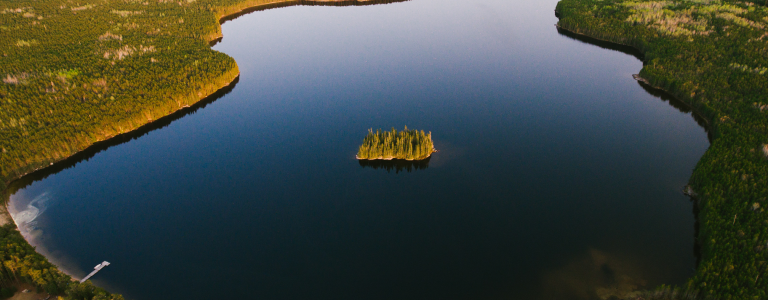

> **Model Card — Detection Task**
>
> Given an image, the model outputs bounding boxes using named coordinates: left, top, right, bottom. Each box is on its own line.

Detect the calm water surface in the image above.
left=9, top=0, right=709, bottom=299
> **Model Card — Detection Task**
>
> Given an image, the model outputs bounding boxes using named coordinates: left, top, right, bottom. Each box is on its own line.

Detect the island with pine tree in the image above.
left=356, top=127, right=437, bottom=161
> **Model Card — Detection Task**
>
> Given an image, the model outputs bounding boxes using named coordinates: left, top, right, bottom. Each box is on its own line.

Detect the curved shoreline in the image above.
left=208, top=0, right=410, bottom=45
left=554, top=4, right=714, bottom=242
left=554, top=24, right=711, bottom=130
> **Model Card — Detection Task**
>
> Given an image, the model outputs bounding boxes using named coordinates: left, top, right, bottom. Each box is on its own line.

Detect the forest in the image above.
left=357, top=127, right=436, bottom=161
left=556, top=0, right=768, bottom=298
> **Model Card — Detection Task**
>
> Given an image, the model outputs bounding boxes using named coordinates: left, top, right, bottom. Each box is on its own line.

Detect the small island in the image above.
left=356, top=126, right=436, bottom=161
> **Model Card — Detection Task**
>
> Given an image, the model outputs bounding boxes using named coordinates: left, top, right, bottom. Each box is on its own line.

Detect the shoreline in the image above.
left=208, top=0, right=410, bottom=44
left=355, top=148, right=438, bottom=161
left=554, top=24, right=645, bottom=58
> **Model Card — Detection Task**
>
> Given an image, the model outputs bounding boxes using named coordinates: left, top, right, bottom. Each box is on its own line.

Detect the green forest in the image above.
left=357, top=127, right=436, bottom=161
left=556, top=0, right=768, bottom=298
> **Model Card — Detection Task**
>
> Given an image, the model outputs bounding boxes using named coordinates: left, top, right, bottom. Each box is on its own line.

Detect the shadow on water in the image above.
left=689, top=195, right=703, bottom=271
left=555, top=26, right=644, bottom=61
left=637, top=81, right=713, bottom=142
left=358, top=157, right=431, bottom=173
left=211, top=0, right=411, bottom=46
left=5, top=77, right=240, bottom=197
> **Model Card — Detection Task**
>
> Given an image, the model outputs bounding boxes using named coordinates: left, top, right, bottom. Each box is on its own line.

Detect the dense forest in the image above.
left=0, top=0, right=406, bottom=298
left=556, top=0, right=768, bottom=298
left=357, top=127, right=436, bottom=161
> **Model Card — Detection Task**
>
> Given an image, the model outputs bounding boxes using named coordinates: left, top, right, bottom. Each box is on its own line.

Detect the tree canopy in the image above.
left=357, top=127, right=435, bottom=161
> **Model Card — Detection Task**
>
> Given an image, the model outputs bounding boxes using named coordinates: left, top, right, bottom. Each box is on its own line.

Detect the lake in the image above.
left=8, top=0, right=709, bottom=299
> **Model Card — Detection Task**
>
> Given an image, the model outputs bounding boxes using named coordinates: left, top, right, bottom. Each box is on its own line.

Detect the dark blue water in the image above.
left=9, top=0, right=709, bottom=299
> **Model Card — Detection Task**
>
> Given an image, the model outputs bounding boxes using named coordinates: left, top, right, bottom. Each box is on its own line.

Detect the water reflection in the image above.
left=637, top=82, right=712, bottom=141
left=212, top=0, right=411, bottom=46
left=555, top=26, right=644, bottom=61
left=358, top=157, right=431, bottom=173
left=690, top=194, right=703, bottom=270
